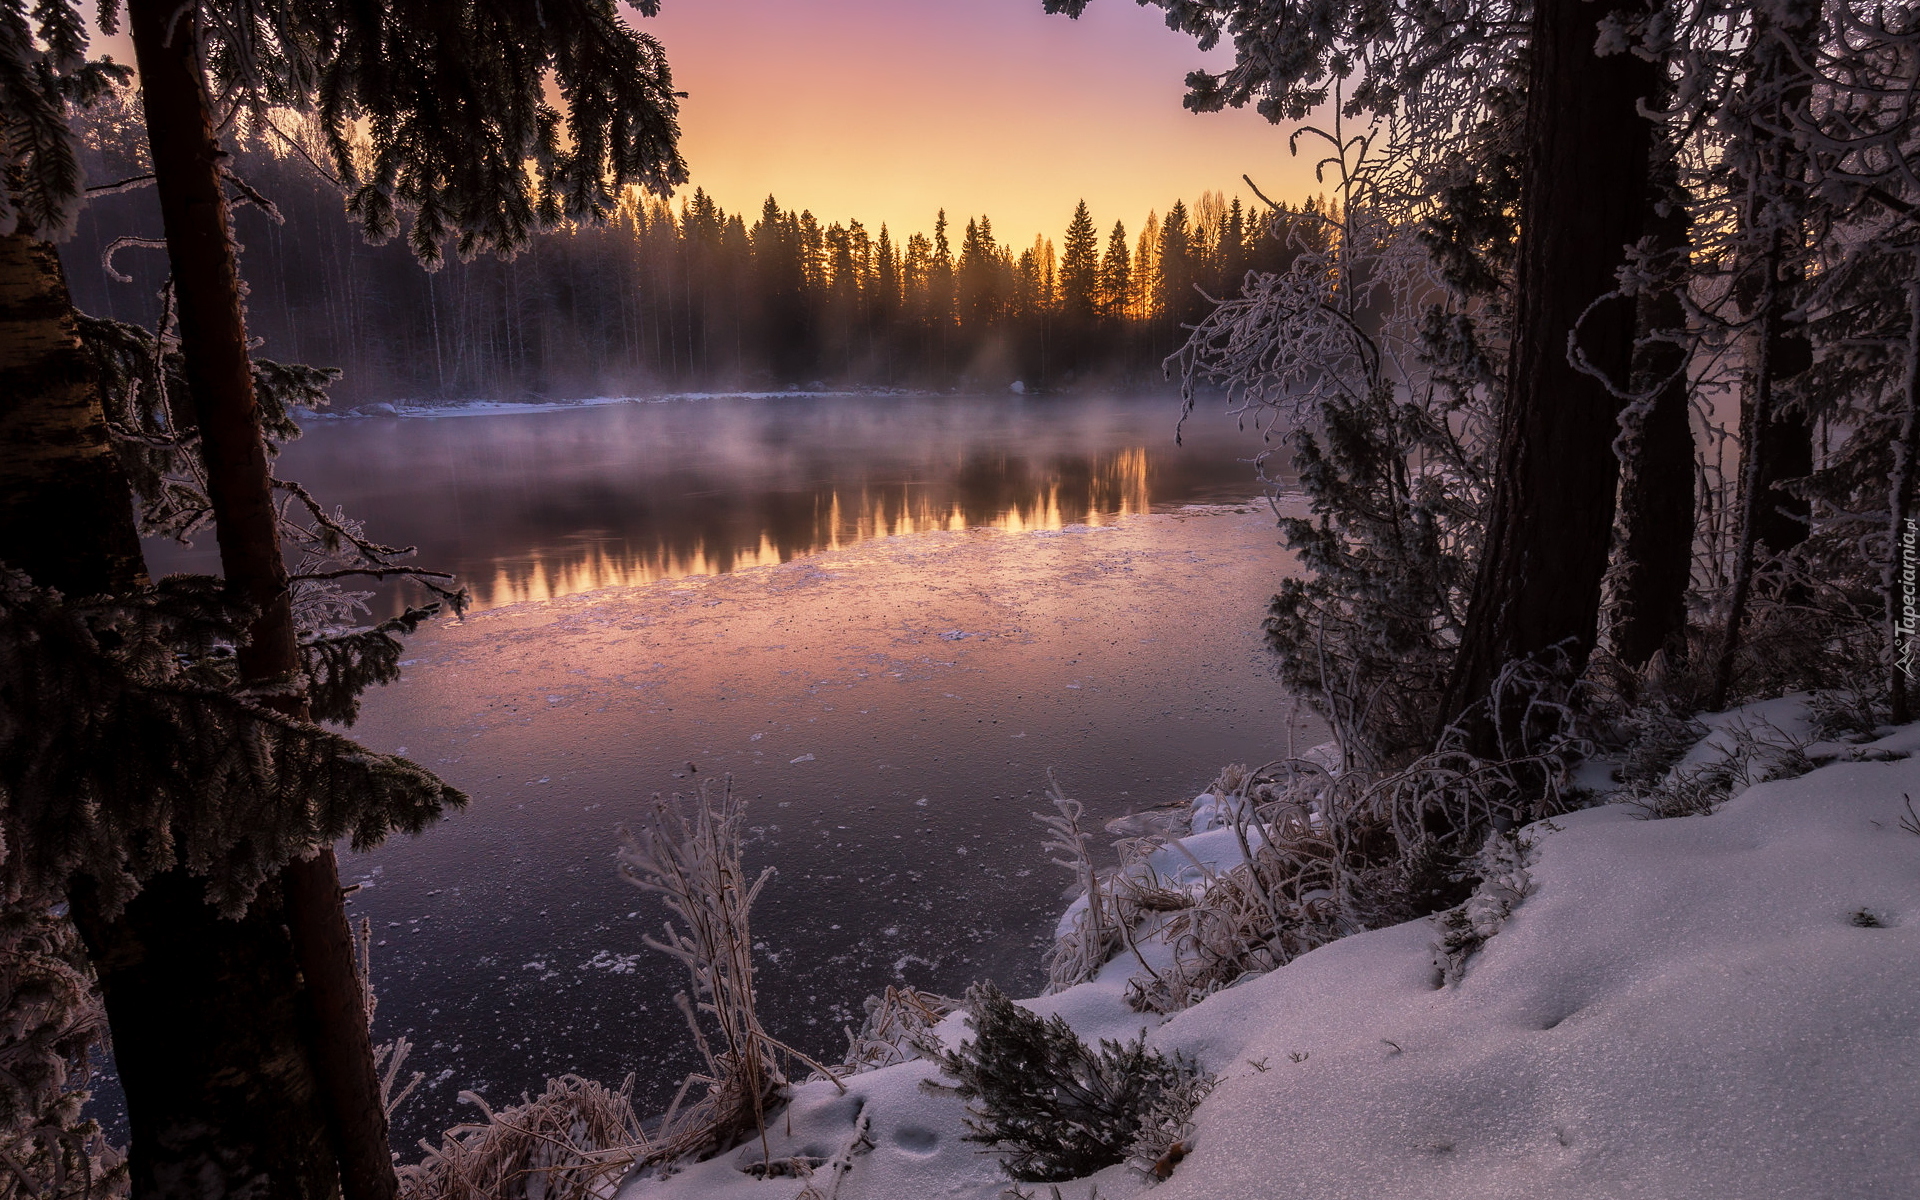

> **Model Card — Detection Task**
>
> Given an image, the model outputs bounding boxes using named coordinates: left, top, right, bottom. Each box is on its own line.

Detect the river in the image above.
left=139, top=391, right=1319, bottom=1149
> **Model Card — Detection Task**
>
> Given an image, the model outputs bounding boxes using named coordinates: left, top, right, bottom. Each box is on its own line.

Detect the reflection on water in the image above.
left=156, top=394, right=1271, bottom=615
left=476, top=445, right=1153, bottom=606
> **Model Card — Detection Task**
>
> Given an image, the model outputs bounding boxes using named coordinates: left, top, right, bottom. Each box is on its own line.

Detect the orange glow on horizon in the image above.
left=641, top=0, right=1325, bottom=248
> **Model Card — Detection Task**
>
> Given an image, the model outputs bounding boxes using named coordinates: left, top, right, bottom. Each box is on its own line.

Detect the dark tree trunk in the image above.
left=0, top=233, right=342, bottom=1196
left=1753, top=361, right=1814, bottom=558
left=126, top=1, right=398, bottom=1197
left=72, top=877, right=342, bottom=1200
left=1610, top=181, right=1697, bottom=670
left=1439, top=0, right=1664, bottom=747
left=0, top=234, right=147, bottom=594
left=1706, top=0, right=1820, bottom=710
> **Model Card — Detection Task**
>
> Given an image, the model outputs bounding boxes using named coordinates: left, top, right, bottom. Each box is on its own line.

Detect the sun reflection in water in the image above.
left=476, top=445, right=1152, bottom=609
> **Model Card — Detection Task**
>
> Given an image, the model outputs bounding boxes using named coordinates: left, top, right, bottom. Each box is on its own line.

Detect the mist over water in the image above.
left=128, top=393, right=1318, bottom=1150
left=150, top=392, right=1278, bottom=613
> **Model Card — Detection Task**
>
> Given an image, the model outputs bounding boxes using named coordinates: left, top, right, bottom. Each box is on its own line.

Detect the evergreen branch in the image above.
left=289, top=567, right=454, bottom=583
left=0, top=569, right=466, bottom=917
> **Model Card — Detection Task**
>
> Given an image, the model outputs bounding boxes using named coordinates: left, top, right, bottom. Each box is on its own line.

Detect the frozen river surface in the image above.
left=160, top=393, right=1320, bottom=1147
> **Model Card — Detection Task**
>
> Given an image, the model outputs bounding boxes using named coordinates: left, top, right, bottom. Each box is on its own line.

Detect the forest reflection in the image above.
left=231, top=395, right=1268, bottom=618
left=475, top=446, right=1152, bottom=607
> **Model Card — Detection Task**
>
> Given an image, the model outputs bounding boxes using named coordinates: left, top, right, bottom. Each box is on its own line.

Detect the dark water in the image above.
left=133, top=393, right=1318, bottom=1150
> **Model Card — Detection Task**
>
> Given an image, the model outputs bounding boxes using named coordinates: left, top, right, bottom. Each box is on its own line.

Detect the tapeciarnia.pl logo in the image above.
left=1900, top=517, right=1919, bottom=681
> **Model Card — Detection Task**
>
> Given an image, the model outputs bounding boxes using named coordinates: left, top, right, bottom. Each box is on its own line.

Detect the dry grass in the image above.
left=396, top=1074, right=647, bottom=1200
left=616, top=781, right=842, bottom=1170
left=821, top=986, right=955, bottom=1077
left=398, top=779, right=846, bottom=1196
left=1037, top=773, right=1126, bottom=994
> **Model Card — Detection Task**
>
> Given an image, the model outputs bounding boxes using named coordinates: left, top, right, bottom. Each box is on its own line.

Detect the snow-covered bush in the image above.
left=1431, top=829, right=1533, bottom=986
left=1625, top=716, right=1816, bottom=820
left=927, top=981, right=1205, bottom=1183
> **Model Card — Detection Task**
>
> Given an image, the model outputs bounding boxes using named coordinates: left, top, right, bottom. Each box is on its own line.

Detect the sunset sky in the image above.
left=84, top=0, right=1323, bottom=248
left=640, top=0, right=1322, bottom=246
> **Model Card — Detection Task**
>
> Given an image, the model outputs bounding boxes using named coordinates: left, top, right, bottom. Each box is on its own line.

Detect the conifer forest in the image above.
left=2, top=1, right=1919, bottom=1199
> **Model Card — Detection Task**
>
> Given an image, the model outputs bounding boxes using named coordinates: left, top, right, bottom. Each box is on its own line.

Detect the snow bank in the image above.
left=619, top=705, right=1920, bottom=1200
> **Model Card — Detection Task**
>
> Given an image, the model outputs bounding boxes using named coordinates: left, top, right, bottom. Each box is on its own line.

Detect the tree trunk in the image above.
left=1706, top=0, right=1820, bottom=710
left=0, top=233, right=147, bottom=594
left=0, top=232, right=343, bottom=1196
left=1609, top=181, right=1698, bottom=671
left=72, top=876, right=344, bottom=1200
left=1439, top=0, right=1663, bottom=748
left=1753, top=399, right=1814, bottom=558
left=126, top=1, right=398, bottom=1197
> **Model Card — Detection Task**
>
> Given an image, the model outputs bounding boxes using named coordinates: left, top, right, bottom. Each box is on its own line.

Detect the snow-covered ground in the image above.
left=619, top=699, right=1920, bottom=1200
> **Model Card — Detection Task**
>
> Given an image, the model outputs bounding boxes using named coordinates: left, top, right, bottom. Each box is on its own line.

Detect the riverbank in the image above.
left=617, top=695, right=1920, bottom=1200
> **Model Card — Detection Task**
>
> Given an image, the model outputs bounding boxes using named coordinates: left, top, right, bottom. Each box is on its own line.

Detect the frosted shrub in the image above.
left=1171, top=115, right=1492, bottom=772
left=823, top=985, right=955, bottom=1077
left=1035, top=774, right=1124, bottom=993
left=1431, top=830, right=1533, bottom=986
left=0, top=902, right=125, bottom=1200
left=1132, top=709, right=1586, bottom=1014
left=617, top=781, right=839, bottom=1168
left=1626, top=717, right=1815, bottom=820
left=1807, top=689, right=1885, bottom=744
left=1124, top=1068, right=1217, bottom=1182
left=928, top=981, right=1205, bottom=1183
left=1617, top=702, right=1710, bottom=787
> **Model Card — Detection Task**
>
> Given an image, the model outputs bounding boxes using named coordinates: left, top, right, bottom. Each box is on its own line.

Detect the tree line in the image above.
left=64, top=95, right=1323, bottom=401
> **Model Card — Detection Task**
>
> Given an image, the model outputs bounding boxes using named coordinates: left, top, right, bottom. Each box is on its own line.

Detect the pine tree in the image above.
left=1059, top=200, right=1100, bottom=320
left=1099, top=220, right=1131, bottom=320
left=752, top=196, right=810, bottom=381
left=874, top=224, right=900, bottom=317
left=1157, top=200, right=1198, bottom=327
left=1134, top=211, right=1160, bottom=320
left=1219, top=197, right=1248, bottom=298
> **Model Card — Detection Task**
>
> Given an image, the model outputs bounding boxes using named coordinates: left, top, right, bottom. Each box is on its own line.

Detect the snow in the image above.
left=617, top=700, right=1920, bottom=1200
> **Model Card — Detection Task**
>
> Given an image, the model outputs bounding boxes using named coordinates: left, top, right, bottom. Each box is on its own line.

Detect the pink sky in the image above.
left=87, top=1, right=1325, bottom=248
left=639, top=0, right=1323, bottom=246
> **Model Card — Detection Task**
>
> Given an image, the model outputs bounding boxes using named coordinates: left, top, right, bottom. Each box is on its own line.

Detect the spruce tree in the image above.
left=1060, top=200, right=1100, bottom=320
left=3, top=2, right=685, bottom=1194
left=1156, top=199, right=1198, bottom=328
left=1099, top=220, right=1131, bottom=319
